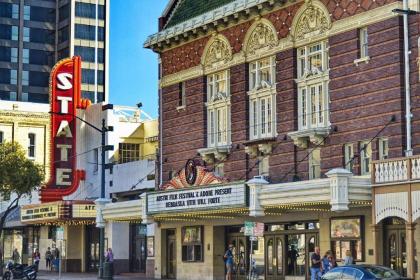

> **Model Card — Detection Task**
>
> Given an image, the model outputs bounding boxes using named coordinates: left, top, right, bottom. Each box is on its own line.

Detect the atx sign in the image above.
left=40, top=56, right=90, bottom=202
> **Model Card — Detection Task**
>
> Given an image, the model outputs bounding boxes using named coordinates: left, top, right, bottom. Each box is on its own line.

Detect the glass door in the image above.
left=167, top=230, right=176, bottom=279
left=227, top=234, right=248, bottom=280
left=385, top=229, right=407, bottom=276
left=265, top=235, right=285, bottom=280
left=85, top=225, right=100, bottom=272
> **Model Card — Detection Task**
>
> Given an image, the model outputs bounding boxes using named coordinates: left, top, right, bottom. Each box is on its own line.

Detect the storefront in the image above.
left=146, top=166, right=374, bottom=280
left=20, top=200, right=97, bottom=272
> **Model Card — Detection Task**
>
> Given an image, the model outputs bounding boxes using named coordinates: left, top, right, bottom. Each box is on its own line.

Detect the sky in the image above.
left=109, top=0, right=168, bottom=118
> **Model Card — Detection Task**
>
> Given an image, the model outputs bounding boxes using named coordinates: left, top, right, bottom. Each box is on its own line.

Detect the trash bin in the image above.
left=103, top=262, right=114, bottom=280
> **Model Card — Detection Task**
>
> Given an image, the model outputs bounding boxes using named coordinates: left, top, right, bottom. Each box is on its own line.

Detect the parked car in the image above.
left=321, top=265, right=412, bottom=280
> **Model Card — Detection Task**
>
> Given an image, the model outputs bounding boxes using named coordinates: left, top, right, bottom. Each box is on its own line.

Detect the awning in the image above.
left=102, top=200, right=143, bottom=222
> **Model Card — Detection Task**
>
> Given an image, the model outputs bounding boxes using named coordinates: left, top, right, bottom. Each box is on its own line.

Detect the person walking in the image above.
left=343, top=250, right=354, bottom=265
left=32, top=249, right=40, bottom=271
left=11, top=248, right=20, bottom=264
left=45, top=247, right=52, bottom=270
left=311, top=247, right=322, bottom=280
left=322, top=251, right=331, bottom=274
left=224, top=244, right=234, bottom=280
left=105, top=248, right=114, bottom=262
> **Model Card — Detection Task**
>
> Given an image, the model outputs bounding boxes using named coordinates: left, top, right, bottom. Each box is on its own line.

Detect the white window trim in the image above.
left=379, top=138, right=389, bottom=160
left=309, top=148, right=321, bottom=179
left=360, top=141, right=372, bottom=176
left=206, top=70, right=231, bottom=148
left=28, top=133, right=36, bottom=159
left=248, top=56, right=277, bottom=141
left=176, top=81, right=186, bottom=111
left=354, top=27, right=370, bottom=66
left=344, top=143, right=354, bottom=172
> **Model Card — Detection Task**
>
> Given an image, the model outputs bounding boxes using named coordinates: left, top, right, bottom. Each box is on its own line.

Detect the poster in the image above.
left=183, top=226, right=201, bottom=243
left=331, top=218, right=361, bottom=238
left=147, top=237, right=154, bottom=257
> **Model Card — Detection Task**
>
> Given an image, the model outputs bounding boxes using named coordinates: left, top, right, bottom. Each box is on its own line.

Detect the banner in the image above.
left=40, top=56, right=90, bottom=202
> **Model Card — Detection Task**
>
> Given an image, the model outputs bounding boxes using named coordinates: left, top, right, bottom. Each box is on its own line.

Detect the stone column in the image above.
left=246, top=176, right=268, bottom=217
left=406, top=223, right=416, bottom=279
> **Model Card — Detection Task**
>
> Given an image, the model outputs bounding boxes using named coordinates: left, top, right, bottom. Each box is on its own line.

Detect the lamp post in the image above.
left=50, top=104, right=114, bottom=279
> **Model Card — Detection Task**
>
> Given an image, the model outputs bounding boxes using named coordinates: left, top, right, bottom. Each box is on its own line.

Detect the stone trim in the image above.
left=159, top=1, right=402, bottom=87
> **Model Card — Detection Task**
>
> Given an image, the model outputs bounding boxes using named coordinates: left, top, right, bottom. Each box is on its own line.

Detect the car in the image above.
left=321, top=265, right=412, bottom=280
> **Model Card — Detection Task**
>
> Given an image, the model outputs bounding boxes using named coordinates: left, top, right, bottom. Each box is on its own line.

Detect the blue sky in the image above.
left=109, top=0, right=168, bottom=118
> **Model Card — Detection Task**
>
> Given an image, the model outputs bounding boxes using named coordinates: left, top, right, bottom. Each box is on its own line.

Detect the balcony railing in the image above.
left=372, top=155, right=420, bottom=184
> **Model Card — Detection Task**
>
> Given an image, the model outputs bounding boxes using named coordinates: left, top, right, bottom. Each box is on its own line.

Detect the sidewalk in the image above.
left=37, top=271, right=154, bottom=280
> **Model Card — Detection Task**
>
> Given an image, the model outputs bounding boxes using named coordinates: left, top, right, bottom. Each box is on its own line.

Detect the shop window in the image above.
left=379, top=138, right=389, bottom=160
left=181, top=226, right=203, bottom=262
left=360, top=141, right=372, bottom=175
left=344, top=143, right=354, bottom=172
left=330, top=217, right=363, bottom=262
left=309, top=148, right=321, bottom=179
left=118, top=143, right=140, bottom=163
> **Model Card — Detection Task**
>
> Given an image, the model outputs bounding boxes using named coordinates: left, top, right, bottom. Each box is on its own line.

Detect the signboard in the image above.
left=21, top=204, right=59, bottom=222
left=244, top=221, right=255, bottom=236
left=40, top=56, right=90, bottom=202
left=56, top=227, right=64, bottom=240
left=254, top=222, right=264, bottom=237
left=72, top=204, right=96, bottom=218
left=147, top=183, right=247, bottom=214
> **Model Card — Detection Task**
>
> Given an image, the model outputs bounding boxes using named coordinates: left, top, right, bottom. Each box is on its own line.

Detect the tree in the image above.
left=0, top=142, right=44, bottom=258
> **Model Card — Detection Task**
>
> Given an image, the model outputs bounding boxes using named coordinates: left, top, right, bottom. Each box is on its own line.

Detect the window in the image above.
left=23, top=27, right=29, bottom=42
left=29, top=71, right=49, bottom=87
left=118, top=143, right=140, bottom=163
left=28, top=133, right=36, bottom=158
left=207, top=71, right=230, bottom=147
left=81, top=69, right=104, bottom=85
left=344, top=144, right=354, bottom=172
left=22, top=92, right=28, bottom=102
left=93, top=148, right=98, bottom=173
left=74, top=46, right=104, bottom=63
left=258, top=156, right=269, bottom=177
left=22, top=49, right=29, bottom=64
left=214, top=163, right=224, bottom=177
left=12, top=26, right=18, bottom=40
left=23, top=5, right=30, bottom=20
left=297, top=42, right=329, bottom=131
left=10, top=70, right=17, bottom=84
left=59, top=4, right=69, bottom=21
left=12, top=4, right=19, bottom=19
left=75, top=24, right=105, bottom=41
left=11, top=48, right=18, bottom=63
left=9, top=91, right=17, bottom=101
left=181, top=226, right=203, bottom=262
left=331, top=217, right=363, bottom=262
left=309, top=148, right=321, bottom=179
left=179, top=82, right=186, bottom=107
left=0, top=131, right=3, bottom=144
left=75, top=2, right=105, bottom=19
left=58, top=27, right=69, bottom=43
left=379, top=138, right=389, bottom=160
left=22, top=71, right=29, bottom=86
left=360, top=141, right=371, bottom=175
left=249, top=57, right=275, bottom=91
left=359, top=27, right=368, bottom=58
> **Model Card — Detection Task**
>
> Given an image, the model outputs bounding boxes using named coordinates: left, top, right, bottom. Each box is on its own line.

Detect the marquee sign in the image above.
left=40, top=56, right=90, bottom=202
left=147, top=183, right=248, bottom=214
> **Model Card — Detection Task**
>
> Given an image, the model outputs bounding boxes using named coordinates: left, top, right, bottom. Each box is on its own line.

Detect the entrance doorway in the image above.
left=166, top=229, right=176, bottom=279
left=86, top=225, right=100, bottom=272
left=227, top=233, right=249, bottom=280
left=130, top=224, right=147, bottom=273
left=384, top=218, right=407, bottom=277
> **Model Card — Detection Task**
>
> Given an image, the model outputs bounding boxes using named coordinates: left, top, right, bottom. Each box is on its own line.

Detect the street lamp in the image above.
left=50, top=104, right=114, bottom=279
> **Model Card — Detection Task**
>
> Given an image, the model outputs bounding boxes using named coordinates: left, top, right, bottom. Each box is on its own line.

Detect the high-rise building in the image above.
left=0, top=0, right=109, bottom=104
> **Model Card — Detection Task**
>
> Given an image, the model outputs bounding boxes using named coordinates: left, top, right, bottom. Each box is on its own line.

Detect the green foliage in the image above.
left=0, top=141, right=44, bottom=198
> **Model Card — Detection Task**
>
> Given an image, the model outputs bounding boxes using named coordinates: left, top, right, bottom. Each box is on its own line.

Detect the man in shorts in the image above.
left=224, top=244, right=234, bottom=280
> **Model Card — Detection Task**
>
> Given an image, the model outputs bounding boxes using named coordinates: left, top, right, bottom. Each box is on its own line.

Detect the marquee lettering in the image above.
left=40, top=56, right=90, bottom=202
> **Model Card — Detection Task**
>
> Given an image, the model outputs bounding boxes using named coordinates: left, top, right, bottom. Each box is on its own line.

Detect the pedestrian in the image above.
left=310, top=246, right=322, bottom=280
left=45, top=247, right=52, bottom=270
left=105, top=248, right=114, bottom=262
left=342, top=250, right=354, bottom=265
left=11, top=248, right=20, bottom=264
left=328, top=253, right=338, bottom=269
left=32, top=249, right=40, bottom=271
left=322, top=250, right=331, bottom=274
left=224, top=244, right=234, bottom=280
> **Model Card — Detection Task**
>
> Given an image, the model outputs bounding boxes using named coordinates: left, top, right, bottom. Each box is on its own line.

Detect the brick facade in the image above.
left=159, top=0, right=420, bottom=187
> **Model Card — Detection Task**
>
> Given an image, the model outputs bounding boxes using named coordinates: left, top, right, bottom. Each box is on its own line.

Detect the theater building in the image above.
left=144, top=0, right=420, bottom=279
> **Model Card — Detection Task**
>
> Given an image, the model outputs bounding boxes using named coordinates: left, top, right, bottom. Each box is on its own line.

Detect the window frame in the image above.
left=11, top=48, right=18, bottom=63
left=378, top=138, right=389, bottom=160
left=297, top=41, right=328, bottom=79
left=359, top=27, right=368, bottom=59
left=309, top=148, right=321, bottom=179
left=23, top=5, right=30, bottom=21
left=206, top=70, right=230, bottom=148
left=118, top=143, right=140, bottom=164
left=177, top=81, right=186, bottom=108
left=22, top=49, right=29, bottom=64
left=23, top=27, right=30, bottom=42
left=22, top=70, right=29, bottom=86
left=12, top=4, right=19, bottom=19
left=11, top=26, right=18, bottom=41
left=181, top=226, right=203, bottom=262
left=249, top=56, right=276, bottom=91
left=344, top=143, right=354, bottom=172
left=10, top=69, right=17, bottom=85
left=28, top=133, right=36, bottom=159
left=359, top=141, right=372, bottom=175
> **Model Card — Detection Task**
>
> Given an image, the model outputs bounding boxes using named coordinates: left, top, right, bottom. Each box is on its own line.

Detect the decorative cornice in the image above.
left=159, top=1, right=402, bottom=88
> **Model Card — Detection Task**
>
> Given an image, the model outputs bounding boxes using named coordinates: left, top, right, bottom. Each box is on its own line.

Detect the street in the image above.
left=37, top=271, right=153, bottom=280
